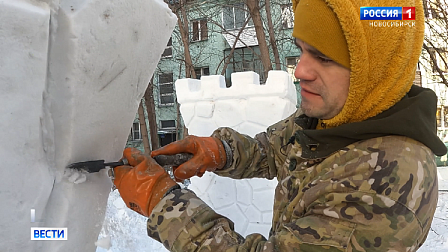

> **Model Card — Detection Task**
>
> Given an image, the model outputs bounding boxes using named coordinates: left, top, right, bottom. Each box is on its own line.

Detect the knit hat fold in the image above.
left=292, top=0, right=425, bottom=128
left=293, top=0, right=350, bottom=69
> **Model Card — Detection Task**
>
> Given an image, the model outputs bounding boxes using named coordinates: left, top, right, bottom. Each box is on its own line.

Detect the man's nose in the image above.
left=294, top=56, right=314, bottom=81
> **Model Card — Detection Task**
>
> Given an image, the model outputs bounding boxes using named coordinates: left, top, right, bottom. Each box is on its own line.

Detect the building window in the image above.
left=131, top=122, right=141, bottom=140
left=436, top=106, right=448, bottom=128
left=281, top=4, right=294, bottom=29
left=191, top=19, right=208, bottom=42
left=158, top=120, right=177, bottom=147
left=286, top=56, right=299, bottom=82
left=161, top=37, right=173, bottom=58
left=159, top=132, right=177, bottom=147
left=223, top=3, right=253, bottom=30
left=158, top=73, right=175, bottom=106
left=194, top=67, right=210, bottom=79
left=224, top=47, right=265, bottom=85
left=160, top=120, right=176, bottom=130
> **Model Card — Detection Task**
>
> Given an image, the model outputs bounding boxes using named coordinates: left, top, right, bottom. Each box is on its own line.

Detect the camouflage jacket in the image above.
left=147, top=86, right=445, bottom=251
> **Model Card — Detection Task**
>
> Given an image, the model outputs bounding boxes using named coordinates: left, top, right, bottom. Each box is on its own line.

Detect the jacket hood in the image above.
left=292, top=0, right=425, bottom=128
left=294, top=86, right=447, bottom=158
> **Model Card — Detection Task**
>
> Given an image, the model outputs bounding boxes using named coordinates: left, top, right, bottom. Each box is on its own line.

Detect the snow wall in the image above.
left=0, top=0, right=176, bottom=251
left=178, top=71, right=297, bottom=237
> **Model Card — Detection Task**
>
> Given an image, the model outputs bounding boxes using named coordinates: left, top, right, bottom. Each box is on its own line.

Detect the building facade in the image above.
left=127, top=0, right=302, bottom=151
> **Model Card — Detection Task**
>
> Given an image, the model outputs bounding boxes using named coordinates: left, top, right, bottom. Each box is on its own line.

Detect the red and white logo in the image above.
left=402, top=7, right=416, bottom=20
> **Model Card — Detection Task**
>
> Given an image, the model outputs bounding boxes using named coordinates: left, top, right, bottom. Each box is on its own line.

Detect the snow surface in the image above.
left=1, top=0, right=176, bottom=251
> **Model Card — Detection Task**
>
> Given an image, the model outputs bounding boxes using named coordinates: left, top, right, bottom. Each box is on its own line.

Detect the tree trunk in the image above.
left=143, top=76, right=159, bottom=150
left=423, top=42, right=448, bottom=87
left=422, top=0, right=448, bottom=87
left=168, top=0, right=196, bottom=140
left=172, top=0, right=197, bottom=79
left=220, top=18, right=252, bottom=76
left=175, top=101, right=188, bottom=140
left=265, top=0, right=281, bottom=70
left=137, top=101, right=151, bottom=154
left=246, top=0, right=273, bottom=79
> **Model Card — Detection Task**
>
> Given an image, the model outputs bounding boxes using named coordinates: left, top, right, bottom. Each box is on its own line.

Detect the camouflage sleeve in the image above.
left=147, top=188, right=350, bottom=252
left=147, top=187, right=390, bottom=252
left=211, top=110, right=301, bottom=180
left=279, top=136, right=439, bottom=251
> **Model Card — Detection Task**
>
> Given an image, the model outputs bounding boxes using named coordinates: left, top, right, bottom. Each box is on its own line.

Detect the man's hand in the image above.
left=151, top=136, right=227, bottom=180
left=113, top=148, right=178, bottom=217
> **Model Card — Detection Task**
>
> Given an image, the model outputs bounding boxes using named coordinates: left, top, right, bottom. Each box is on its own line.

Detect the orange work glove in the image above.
left=113, top=148, right=178, bottom=217
left=151, top=136, right=227, bottom=180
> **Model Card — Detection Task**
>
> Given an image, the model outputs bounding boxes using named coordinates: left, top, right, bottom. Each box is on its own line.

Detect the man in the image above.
left=113, top=0, right=447, bottom=250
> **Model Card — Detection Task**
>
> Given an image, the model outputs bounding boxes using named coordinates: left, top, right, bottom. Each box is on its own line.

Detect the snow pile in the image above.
left=95, top=236, right=111, bottom=250
left=97, top=190, right=168, bottom=252
left=419, top=192, right=448, bottom=251
left=0, top=0, right=176, bottom=251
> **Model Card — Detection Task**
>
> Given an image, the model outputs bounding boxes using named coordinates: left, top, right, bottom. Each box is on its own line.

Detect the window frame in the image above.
left=158, top=73, right=175, bottom=106
left=160, top=120, right=176, bottom=130
left=224, top=47, right=265, bottom=85
left=194, top=66, right=210, bottom=79
left=436, top=106, right=448, bottom=128
left=281, top=4, right=294, bottom=29
left=161, top=37, right=173, bottom=58
left=286, top=56, right=300, bottom=82
left=131, top=122, right=142, bottom=141
left=222, top=3, right=253, bottom=30
left=191, top=19, right=208, bottom=42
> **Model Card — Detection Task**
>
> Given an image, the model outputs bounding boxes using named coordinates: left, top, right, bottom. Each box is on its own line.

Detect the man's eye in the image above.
left=318, top=56, right=333, bottom=63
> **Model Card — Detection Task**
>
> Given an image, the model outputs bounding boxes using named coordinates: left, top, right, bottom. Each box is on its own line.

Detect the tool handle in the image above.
left=153, top=153, right=193, bottom=167
left=107, top=153, right=192, bottom=168
left=104, top=158, right=128, bottom=168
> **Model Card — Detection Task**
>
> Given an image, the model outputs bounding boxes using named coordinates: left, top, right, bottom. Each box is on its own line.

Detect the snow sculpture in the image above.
left=0, top=0, right=176, bottom=251
left=176, top=70, right=297, bottom=237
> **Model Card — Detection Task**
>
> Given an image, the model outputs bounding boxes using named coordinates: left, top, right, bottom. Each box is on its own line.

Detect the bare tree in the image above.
left=137, top=101, right=151, bottom=154
left=167, top=0, right=197, bottom=79
left=143, top=76, right=159, bottom=150
left=422, top=0, right=448, bottom=87
left=246, top=0, right=273, bottom=78
left=264, top=0, right=281, bottom=70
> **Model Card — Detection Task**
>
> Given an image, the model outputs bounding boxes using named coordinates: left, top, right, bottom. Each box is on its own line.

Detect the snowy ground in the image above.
left=96, top=190, right=167, bottom=252
left=96, top=170, right=448, bottom=252
left=420, top=191, right=448, bottom=251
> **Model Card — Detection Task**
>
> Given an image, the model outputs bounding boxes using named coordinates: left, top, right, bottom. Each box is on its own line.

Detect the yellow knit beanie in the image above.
left=292, top=0, right=350, bottom=69
left=292, top=0, right=425, bottom=128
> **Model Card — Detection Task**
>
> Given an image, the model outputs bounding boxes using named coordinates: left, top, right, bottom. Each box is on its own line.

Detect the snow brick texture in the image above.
left=176, top=71, right=297, bottom=237
left=0, top=1, right=176, bottom=251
